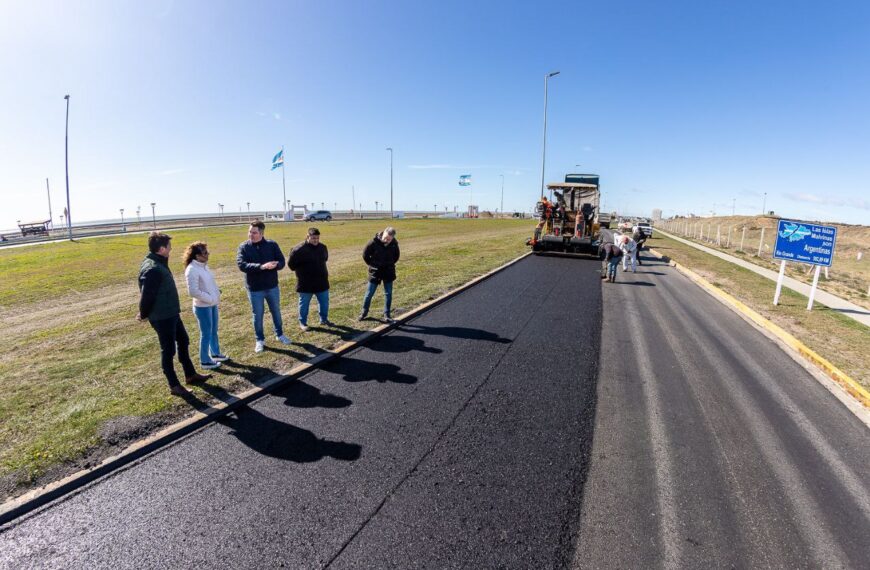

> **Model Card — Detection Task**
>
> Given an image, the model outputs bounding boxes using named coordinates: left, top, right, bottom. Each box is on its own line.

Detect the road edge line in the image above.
left=647, top=247, right=870, bottom=413
left=0, top=251, right=533, bottom=527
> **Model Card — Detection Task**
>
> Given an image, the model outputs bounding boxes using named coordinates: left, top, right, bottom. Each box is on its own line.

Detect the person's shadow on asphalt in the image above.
left=397, top=324, right=512, bottom=344
left=278, top=379, right=352, bottom=409
left=217, top=405, right=361, bottom=463
left=364, top=334, right=442, bottom=354
left=321, top=355, right=417, bottom=384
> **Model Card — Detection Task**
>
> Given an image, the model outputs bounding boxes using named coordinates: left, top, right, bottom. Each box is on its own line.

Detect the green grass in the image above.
left=648, top=234, right=870, bottom=391
left=0, top=218, right=533, bottom=495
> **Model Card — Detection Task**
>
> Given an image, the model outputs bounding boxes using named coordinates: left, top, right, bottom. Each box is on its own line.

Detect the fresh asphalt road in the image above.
left=0, top=254, right=601, bottom=569
left=2, top=251, right=869, bottom=569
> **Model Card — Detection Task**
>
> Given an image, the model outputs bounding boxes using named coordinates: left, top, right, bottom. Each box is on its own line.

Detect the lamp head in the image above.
left=548, top=71, right=560, bottom=78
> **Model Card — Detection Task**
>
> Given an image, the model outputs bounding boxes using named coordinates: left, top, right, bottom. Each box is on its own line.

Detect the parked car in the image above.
left=303, top=210, right=332, bottom=221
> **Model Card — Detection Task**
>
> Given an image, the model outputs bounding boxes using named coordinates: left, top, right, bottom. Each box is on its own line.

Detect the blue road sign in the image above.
left=773, top=220, right=837, bottom=267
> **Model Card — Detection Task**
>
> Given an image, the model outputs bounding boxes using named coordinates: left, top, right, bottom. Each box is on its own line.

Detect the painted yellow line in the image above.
left=0, top=251, right=533, bottom=525
left=648, top=247, right=870, bottom=410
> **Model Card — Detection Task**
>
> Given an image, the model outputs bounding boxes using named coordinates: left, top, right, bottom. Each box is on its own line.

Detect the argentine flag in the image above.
left=271, top=149, right=284, bottom=171
left=459, top=174, right=472, bottom=186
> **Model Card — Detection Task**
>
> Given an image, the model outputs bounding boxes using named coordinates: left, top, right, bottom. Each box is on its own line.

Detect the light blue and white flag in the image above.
left=271, top=149, right=284, bottom=171
left=458, top=174, right=472, bottom=186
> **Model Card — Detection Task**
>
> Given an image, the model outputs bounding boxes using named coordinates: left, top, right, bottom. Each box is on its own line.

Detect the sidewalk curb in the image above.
left=0, top=251, right=533, bottom=527
left=648, top=247, right=870, bottom=412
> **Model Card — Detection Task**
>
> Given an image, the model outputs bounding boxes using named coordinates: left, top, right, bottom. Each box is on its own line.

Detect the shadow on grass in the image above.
left=217, top=405, right=361, bottom=463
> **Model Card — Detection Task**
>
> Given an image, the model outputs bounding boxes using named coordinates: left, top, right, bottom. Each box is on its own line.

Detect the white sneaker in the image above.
left=299, top=323, right=309, bottom=332
left=276, top=334, right=292, bottom=345
left=255, top=340, right=265, bottom=353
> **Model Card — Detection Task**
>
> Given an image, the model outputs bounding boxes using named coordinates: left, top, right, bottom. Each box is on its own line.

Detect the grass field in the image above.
left=656, top=216, right=870, bottom=309
left=0, top=218, right=533, bottom=499
left=648, top=234, right=870, bottom=392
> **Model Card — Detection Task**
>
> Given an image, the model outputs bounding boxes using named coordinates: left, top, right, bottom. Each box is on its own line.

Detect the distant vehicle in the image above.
left=633, top=222, right=653, bottom=237
left=303, top=210, right=332, bottom=222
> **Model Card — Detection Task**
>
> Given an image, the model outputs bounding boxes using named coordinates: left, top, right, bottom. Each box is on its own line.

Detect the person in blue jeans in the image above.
left=600, top=241, right=623, bottom=283
left=183, top=241, right=228, bottom=368
left=288, top=227, right=331, bottom=331
left=359, top=227, right=400, bottom=322
left=236, top=220, right=292, bottom=353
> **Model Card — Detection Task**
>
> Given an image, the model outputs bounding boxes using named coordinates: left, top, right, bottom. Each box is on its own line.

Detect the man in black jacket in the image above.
left=288, top=227, right=331, bottom=330
left=359, top=226, right=400, bottom=322
left=237, top=220, right=292, bottom=353
left=138, top=232, right=210, bottom=396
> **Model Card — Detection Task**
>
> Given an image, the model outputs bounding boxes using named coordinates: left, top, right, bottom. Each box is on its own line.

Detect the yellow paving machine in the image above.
left=528, top=174, right=606, bottom=255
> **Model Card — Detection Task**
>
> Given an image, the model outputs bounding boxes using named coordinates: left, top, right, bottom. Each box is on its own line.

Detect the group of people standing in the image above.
left=137, top=221, right=400, bottom=396
left=599, top=225, right=649, bottom=282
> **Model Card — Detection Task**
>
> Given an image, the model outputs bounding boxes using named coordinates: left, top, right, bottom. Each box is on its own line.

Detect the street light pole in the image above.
left=46, top=178, right=53, bottom=229
left=539, top=71, right=560, bottom=200
left=386, top=147, right=393, bottom=219
left=352, top=185, right=357, bottom=218
left=762, top=192, right=767, bottom=215
left=63, top=94, right=72, bottom=240
left=119, top=208, right=125, bottom=232
left=150, top=202, right=156, bottom=229
left=218, top=203, right=224, bottom=220
left=499, top=174, right=504, bottom=216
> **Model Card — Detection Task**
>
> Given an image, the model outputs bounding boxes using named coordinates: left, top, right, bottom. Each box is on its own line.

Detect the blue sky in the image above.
left=2, top=0, right=869, bottom=231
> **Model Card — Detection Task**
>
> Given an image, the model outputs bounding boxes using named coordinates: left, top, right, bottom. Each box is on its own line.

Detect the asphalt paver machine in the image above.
left=528, top=174, right=602, bottom=255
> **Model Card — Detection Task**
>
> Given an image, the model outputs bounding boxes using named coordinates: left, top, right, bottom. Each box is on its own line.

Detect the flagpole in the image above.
left=281, top=145, right=287, bottom=220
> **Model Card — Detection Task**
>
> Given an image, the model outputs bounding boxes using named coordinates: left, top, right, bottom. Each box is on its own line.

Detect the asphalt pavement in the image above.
left=2, top=249, right=868, bottom=569
left=573, top=250, right=870, bottom=569
left=0, top=254, right=602, bottom=569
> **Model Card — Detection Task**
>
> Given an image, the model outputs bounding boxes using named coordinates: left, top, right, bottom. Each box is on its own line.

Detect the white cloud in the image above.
left=273, top=113, right=281, bottom=120
left=158, top=168, right=185, bottom=176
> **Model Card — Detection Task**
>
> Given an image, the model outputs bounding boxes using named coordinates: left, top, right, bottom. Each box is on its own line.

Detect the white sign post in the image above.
left=773, top=260, right=787, bottom=305
left=807, top=266, right=821, bottom=310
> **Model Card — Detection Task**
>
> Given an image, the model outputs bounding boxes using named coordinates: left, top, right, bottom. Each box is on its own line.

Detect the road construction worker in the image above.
left=618, top=234, right=638, bottom=273
left=533, top=196, right=554, bottom=241
left=632, top=226, right=648, bottom=265
left=600, top=242, right=622, bottom=282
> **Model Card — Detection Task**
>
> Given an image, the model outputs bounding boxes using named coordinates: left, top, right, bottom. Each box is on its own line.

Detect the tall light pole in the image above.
left=218, top=203, right=224, bottom=220
left=150, top=202, right=156, bottom=229
left=352, top=185, right=357, bottom=218
left=375, top=200, right=379, bottom=211
left=119, top=208, right=125, bottom=232
left=136, top=205, right=141, bottom=225
left=499, top=174, right=505, bottom=216
left=63, top=94, right=72, bottom=239
left=539, top=71, right=560, bottom=200
left=246, top=201, right=250, bottom=221
left=762, top=192, right=767, bottom=215
left=386, top=147, right=393, bottom=219
left=45, top=178, right=54, bottom=229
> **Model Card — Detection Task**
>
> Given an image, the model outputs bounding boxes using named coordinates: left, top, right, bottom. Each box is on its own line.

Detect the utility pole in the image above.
left=44, top=178, right=54, bottom=229
left=63, top=94, right=72, bottom=240
left=499, top=174, right=504, bottom=217
left=762, top=192, right=767, bottom=215
left=150, top=202, right=157, bottom=229
left=120, top=208, right=125, bottom=232
left=386, top=147, right=394, bottom=219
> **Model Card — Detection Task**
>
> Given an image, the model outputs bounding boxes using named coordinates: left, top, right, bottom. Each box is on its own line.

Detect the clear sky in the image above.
left=2, top=0, right=869, bottom=231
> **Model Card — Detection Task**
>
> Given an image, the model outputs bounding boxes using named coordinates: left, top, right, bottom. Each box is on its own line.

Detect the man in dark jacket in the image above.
left=359, top=226, right=400, bottom=322
left=288, top=227, right=331, bottom=330
left=138, top=232, right=210, bottom=396
left=237, top=220, right=292, bottom=353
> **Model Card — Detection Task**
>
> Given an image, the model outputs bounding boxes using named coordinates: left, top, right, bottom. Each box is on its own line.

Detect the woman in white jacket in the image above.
left=183, top=242, right=227, bottom=369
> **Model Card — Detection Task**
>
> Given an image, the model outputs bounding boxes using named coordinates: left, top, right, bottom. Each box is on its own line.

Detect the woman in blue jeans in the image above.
left=359, top=227, right=400, bottom=322
left=183, top=242, right=228, bottom=368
